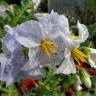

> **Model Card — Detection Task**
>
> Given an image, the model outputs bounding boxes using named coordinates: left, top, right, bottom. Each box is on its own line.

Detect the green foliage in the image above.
left=75, top=91, right=90, bottom=96
left=74, top=0, right=96, bottom=25
left=89, top=77, right=96, bottom=96
left=0, top=0, right=35, bottom=53
left=0, top=0, right=35, bottom=28
left=6, top=0, right=35, bottom=26
left=88, top=23, right=96, bottom=41
left=35, top=69, right=64, bottom=96
left=62, top=74, right=77, bottom=89
left=0, top=82, right=18, bottom=96
left=37, top=0, right=48, bottom=12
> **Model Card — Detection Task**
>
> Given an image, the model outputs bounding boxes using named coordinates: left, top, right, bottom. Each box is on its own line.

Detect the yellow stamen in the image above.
left=73, top=56, right=80, bottom=64
left=68, top=35, right=80, bottom=39
left=71, top=48, right=88, bottom=64
left=40, top=39, right=58, bottom=58
left=42, top=44, right=50, bottom=58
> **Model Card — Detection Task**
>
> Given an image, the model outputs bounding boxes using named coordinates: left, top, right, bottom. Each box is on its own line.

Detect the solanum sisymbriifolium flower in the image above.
left=4, top=11, right=70, bottom=71
left=3, top=10, right=89, bottom=80
left=0, top=27, right=43, bottom=85
left=55, top=21, right=89, bottom=74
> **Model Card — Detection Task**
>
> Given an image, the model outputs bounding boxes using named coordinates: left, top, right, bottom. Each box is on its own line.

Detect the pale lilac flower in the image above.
left=55, top=21, right=89, bottom=74
left=0, top=34, right=26, bottom=85
left=4, top=11, right=68, bottom=70
left=0, top=31, right=43, bottom=85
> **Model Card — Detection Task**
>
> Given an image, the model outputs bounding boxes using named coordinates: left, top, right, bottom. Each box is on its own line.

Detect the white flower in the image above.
left=0, top=32, right=43, bottom=85
left=4, top=11, right=69, bottom=70
left=55, top=21, right=89, bottom=74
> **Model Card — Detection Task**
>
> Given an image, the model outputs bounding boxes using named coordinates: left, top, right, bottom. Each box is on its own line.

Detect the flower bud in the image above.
left=79, top=69, right=91, bottom=88
left=74, top=75, right=82, bottom=91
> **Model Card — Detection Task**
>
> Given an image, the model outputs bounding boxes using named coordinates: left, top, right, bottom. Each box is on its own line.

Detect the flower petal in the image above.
left=38, top=10, right=70, bottom=39
left=55, top=56, right=76, bottom=74
left=28, top=48, right=40, bottom=69
left=55, top=46, right=76, bottom=74
left=0, top=54, right=12, bottom=84
left=2, top=33, right=22, bottom=58
left=59, top=15, right=70, bottom=36
left=77, top=21, right=89, bottom=43
left=60, top=34, right=76, bottom=49
left=0, top=34, right=27, bottom=85
left=18, top=63, right=45, bottom=80
left=5, top=20, right=43, bottom=48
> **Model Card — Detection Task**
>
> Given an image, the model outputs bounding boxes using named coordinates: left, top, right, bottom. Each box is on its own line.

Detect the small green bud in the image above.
left=79, top=69, right=91, bottom=88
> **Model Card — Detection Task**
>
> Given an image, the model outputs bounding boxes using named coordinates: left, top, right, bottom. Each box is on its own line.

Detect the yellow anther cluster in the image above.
left=40, top=39, right=58, bottom=58
left=68, top=35, right=79, bottom=39
left=71, top=48, right=88, bottom=64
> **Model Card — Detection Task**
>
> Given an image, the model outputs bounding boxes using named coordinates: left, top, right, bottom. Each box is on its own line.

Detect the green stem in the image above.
left=0, top=88, right=8, bottom=93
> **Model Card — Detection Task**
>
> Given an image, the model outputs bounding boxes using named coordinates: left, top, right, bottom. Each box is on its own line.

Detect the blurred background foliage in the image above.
left=0, top=0, right=35, bottom=27
left=74, top=0, right=96, bottom=25
left=37, top=0, right=48, bottom=12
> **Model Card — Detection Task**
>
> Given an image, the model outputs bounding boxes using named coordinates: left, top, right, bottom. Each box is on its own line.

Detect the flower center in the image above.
left=40, top=39, right=58, bottom=58
left=71, top=48, right=88, bottom=64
